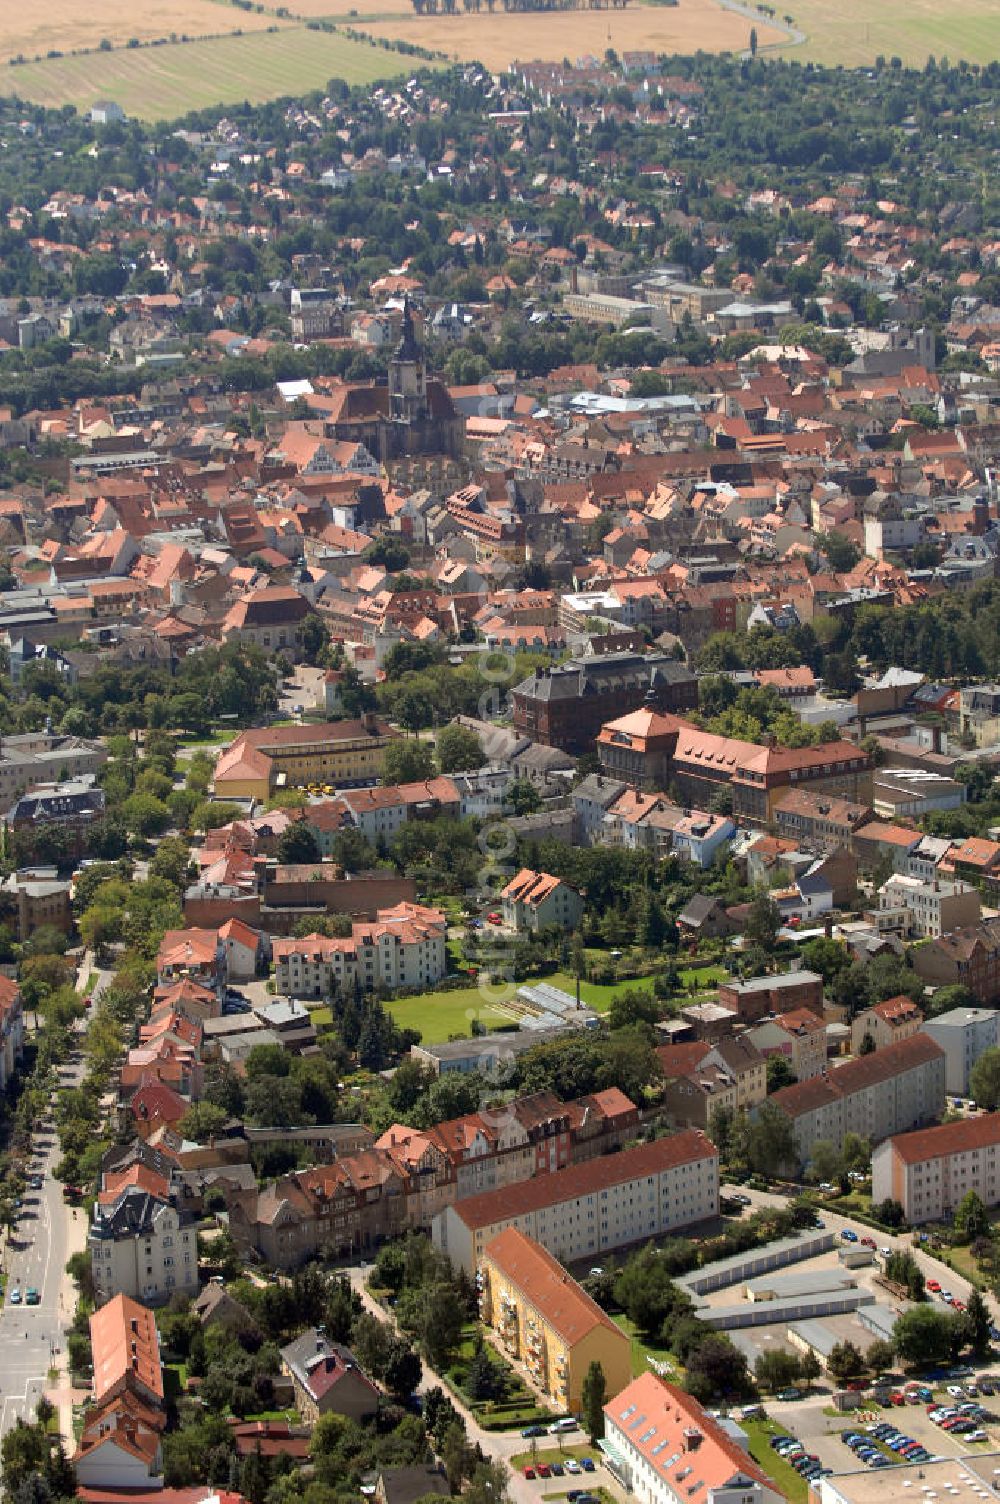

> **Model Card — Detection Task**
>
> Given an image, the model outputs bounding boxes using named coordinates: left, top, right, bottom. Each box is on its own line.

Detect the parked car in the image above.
left=521, top=1426, right=545, bottom=1439
left=536, top=1465, right=550, bottom=1479
left=522, top=1468, right=535, bottom=1481
left=580, top=1460, right=595, bottom=1473
left=25, top=1288, right=39, bottom=1305
left=841, top=1229, right=858, bottom=1242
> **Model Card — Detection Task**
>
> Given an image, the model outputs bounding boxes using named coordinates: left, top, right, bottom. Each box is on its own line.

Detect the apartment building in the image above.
left=773, top=789, right=874, bottom=853
left=272, top=903, right=447, bottom=997
left=480, top=1228, right=632, bottom=1412
left=872, top=1113, right=1000, bottom=1224
left=878, top=873, right=981, bottom=939
left=602, top=1373, right=785, bottom=1504
left=89, top=1188, right=199, bottom=1306
left=850, top=994, right=924, bottom=1056
left=922, top=1007, right=1000, bottom=1096
left=768, top=1031, right=946, bottom=1169
left=500, top=869, right=585, bottom=933
left=0, top=730, right=107, bottom=806
left=213, top=715, right=395, bottom=800
left=90, top=1293, right=165, bottom=1411
left=229, top=1088, right=640, bottom=1267
left=432, top=1131, right=719, bottom=1275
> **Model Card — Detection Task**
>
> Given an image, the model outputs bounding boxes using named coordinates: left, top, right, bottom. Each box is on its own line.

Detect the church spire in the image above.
left=395, top=296, right=420, bottom=362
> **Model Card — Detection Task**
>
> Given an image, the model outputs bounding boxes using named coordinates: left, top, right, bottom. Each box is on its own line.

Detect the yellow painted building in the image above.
left=479, top=1227, right=632, bottom=1414
left=213, top=716, right=395, bottom=801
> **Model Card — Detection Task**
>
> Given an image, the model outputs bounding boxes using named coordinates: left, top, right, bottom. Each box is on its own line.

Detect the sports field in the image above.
left=772, top=0, right=1000, bottom=65
left=0, top=26, right=412, bottom=119
left=0, top=0, right=279, bottom=65
left=359, top=0, right=781, bottom=70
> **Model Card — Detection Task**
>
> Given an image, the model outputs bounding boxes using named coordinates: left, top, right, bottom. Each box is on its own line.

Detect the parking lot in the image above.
left=769, top=1380, right=1000, bottom=1476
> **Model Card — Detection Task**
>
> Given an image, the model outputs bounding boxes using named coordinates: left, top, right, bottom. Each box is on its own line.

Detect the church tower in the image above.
left=388, top=299, right=427, bottom=422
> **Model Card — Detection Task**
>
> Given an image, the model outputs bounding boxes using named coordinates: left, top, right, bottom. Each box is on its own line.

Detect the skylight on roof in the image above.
left=619, top=1405, right=637, bottom=1422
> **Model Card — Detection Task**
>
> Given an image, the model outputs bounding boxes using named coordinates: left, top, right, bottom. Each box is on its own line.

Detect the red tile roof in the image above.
left=451, top=1132, right=717, bottom=1232
left=484, top=1228, right=629, bottom=1347
left=887, top=1111, right=1000, bottom=1165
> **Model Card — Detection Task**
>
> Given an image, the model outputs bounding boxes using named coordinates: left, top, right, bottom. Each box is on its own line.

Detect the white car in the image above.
left=564, top=1461, right=582, bottom=1475
left=880, top=1246, right=892, bottom=1256
left=948, top=1385, right=966, bottom=1398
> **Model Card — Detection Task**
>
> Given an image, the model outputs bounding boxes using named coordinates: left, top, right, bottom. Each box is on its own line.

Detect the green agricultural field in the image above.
left=0, top=27, right=420, bottom=120
left=773, top=0, right=1000, bottom=66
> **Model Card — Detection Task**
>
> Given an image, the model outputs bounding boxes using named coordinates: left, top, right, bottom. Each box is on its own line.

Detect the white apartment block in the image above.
left=922, top=1006, right=1000, bottom=1097
left=769, top=1032, right=946, bottom=1169
left=89, top=1191, right=198, bottom=1306
left=878, top=873, right=980, bottom=939
left=432, top=1131, right=719, bottom=1275
left=272, top=903, right=447, bottom=998
left=872, top=1114, right=1000, bottom=1224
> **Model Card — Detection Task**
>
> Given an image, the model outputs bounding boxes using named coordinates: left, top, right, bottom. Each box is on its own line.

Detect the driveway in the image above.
left=346, top=1268, right=624, bottom=1504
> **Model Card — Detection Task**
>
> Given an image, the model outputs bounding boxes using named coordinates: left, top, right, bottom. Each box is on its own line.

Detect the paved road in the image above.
left=0, top=955, right=109, bottom=1450
left=0, top=1104, right=76, bottom=1436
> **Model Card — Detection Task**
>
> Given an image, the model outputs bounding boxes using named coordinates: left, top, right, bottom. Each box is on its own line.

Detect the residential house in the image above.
left=500, top=869, right=584, bottom=933
left=911, top=917, right=1000, bottom=1004
left=849, top=994, right=924, bottom=1056
left=279, top=1330, right=379, bottom=1423
left=746, top=1008, right=827, bottom=1082
left=0, top=977, right=24, bottom=1092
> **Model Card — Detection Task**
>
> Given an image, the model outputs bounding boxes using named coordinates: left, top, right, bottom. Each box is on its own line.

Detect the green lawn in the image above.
left=612, top=1314, right=683, bottom=1383
left=385, top=964, right=728, bottom=1044
left=387, top=986, right=516, bottom=1042
left=0, top=27, right=423, bottom=119
left=510, top=1443, right=598, bottom=1469
left=740, top=1418, right=807, bottom=1504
